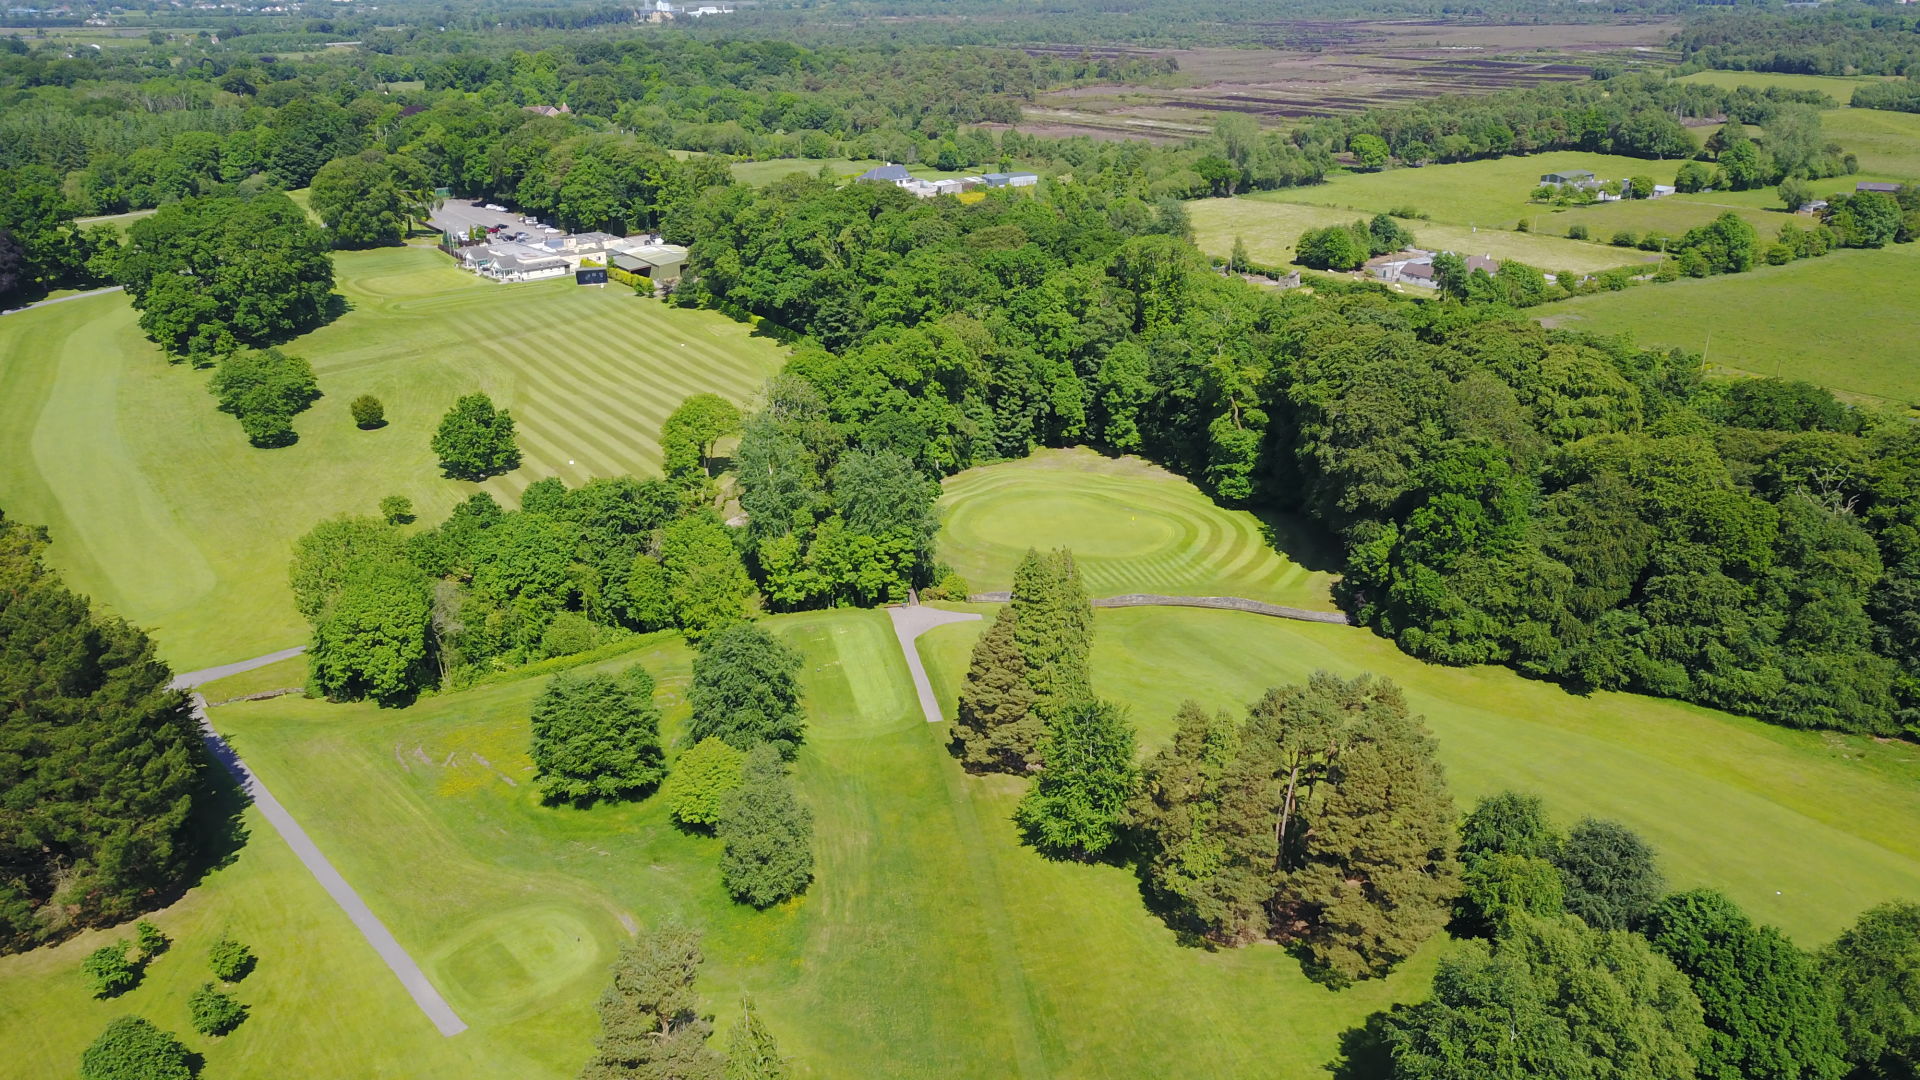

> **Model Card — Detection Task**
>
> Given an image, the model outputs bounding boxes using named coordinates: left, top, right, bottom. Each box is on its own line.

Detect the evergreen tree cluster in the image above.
left=952, top=548, right=1093, bottom=772
left=1129, top=672, right=1458, bottom=984
left=580, top=924, right=792, bottom=1080
left=0, top=515, right=207, bottom=953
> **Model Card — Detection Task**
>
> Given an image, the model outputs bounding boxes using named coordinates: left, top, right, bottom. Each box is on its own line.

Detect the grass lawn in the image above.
left=0, top=245, right=787, bottom=670
left=0, top=611, right=1443, bottom=1079
left=1543, top=243, right=1920, bottom=406
left=1250, top=152, right=1693, bottom=229
left=937, top=447, right=1341, bottom=609
left=1188, top=196, right=1656, bottom=276
left=0, top=798, right=497, bottom=1079
left=915, top=456, right=1920, bottom=945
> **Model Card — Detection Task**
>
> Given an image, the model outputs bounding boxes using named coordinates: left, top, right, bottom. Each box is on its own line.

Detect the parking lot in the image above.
left=429, top=199, right=562, bottom=242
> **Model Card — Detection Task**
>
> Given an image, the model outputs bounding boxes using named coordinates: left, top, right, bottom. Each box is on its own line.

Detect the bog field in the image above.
left=0, top=244, right=787, bottom=669
left=5, top=451, right=1918, bottom=1080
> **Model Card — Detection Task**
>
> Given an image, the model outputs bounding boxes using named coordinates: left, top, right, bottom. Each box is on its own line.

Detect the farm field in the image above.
left=1023, top=20, right=1674, bottom=136
left=915, top=455, right=1920, bottom=945
left=1187, top=195, right=1656, bottom=276
left=1674, top=69, right=1893, bottom=97
left=938, top=447, right=1341, bottom=608
left=0, top=610, right=1443, bottom=1080
left=1824, top=107, right=1920, bottom=179
left=1248, top=152, right=1684, bottom=229
left=1544, top=244, right=1920, bottom=406
left=0, top=244, right=787, bottom=669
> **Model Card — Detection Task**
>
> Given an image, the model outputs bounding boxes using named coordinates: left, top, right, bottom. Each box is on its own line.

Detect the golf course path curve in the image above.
left=179, top=648, right=469, bottom=1038
left=889, top=604, right=983, bottom=724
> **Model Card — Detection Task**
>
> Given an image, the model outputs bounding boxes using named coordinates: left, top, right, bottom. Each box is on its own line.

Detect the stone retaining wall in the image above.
left=965, top=592, right=1350, bottom=626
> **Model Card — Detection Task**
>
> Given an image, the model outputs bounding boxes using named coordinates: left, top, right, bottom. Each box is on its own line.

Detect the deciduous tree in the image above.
left=432, top=392, right=521, bottom=480
left=661, top=737, right=746, bottom=828
left=530, top=664, right=667, bottom=805
left=688, top=623, right=805, bottom=756
left=1819, top=900, right=1920, bottom=1080
left=1555, top=818, right=1664, bottom=931
left=718, top=746, right=814, bottom=907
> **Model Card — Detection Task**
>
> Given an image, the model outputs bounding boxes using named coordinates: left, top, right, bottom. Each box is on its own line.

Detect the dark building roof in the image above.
left=1400, top=262, right=1436, bottom=280
left=1464, top=254, right=1500, bottom=274
left=1857, top=181, right=1902, bottom=193
left=857, top=163, right=913, bottom=182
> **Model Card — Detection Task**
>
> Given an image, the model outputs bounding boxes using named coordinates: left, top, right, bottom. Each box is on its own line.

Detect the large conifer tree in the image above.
left=1283, top=687, right=1459, bottom=984
left=723, top=995, right=790, bottom=1080
left=580, top=925, right=724, bottom=1080
left=717, top=746, right=814, bottom=907
left=951, top=604, right=1039, bottom=771
left=1010, top=548, right=1093, bottom=719
left=0, top=515, right=206, bottom=951
left=1129, top=701, right=1268, bottom=936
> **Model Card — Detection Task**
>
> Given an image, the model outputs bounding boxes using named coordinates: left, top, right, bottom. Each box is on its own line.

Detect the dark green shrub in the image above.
left=208, top=936, right=255, bottom=981
left=188, top=981, right=248, bottom=1035
left=80, top=1016, right=192, bottom=1080
left=82, top=941, right=139, bottom=998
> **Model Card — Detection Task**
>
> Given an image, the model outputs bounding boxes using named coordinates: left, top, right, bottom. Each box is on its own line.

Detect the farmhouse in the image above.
left=1540, top=169, right=1595, bottom=185
left=1366, top=249, right=1501, bottom=288
left=856, top=163, right=914, bottom=184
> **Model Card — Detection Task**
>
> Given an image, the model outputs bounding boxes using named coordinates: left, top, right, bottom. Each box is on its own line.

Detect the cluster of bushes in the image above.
left=526, top=621, right=813, bottom=907
left=1293, top=213, right=1416, bottom=271
left=77, top=935, right=256, bottom=1080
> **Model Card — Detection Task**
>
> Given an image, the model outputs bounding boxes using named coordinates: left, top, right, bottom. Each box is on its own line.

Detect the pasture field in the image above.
left=0, top=611, right=1441, bottom=1079
left=938, top=447, right=1341, bottom=609
left=1674, top=69, right=1892, bottom=98
left=0, top=245, right=787, bottom=669
left=1823, top=108, right=1920, bottom=179
left=916, top=457, right=1920, bottom=944
left=1545, top=243, right=1920, bottom=406
left=1249, top=152, right=1688, bottom=229
left=1187, top=195, right=1656, bottom=276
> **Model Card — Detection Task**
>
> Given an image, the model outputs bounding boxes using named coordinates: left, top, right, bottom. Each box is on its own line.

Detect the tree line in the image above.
left=674, top=171, right=1920, bottom=739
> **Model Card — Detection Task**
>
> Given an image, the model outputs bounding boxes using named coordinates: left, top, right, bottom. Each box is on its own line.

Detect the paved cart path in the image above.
left=888, top=605, right=983, bottom=724
left=176, top=650, right=468, bottom=1038
left=0, top=284, right=122, bottom=316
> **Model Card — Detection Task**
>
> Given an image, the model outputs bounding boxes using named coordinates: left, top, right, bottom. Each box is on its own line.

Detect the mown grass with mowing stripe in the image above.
left=0, top=244, right=787, bottom=668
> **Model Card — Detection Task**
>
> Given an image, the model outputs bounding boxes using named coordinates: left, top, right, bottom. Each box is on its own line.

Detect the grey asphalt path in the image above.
left=180, top=649, right=468, bottom=1038
left=169, top=645, right=307, bottom=690
left=0, top=284, right=123, bottom=316
left=888, top=604, right=982, bottom=724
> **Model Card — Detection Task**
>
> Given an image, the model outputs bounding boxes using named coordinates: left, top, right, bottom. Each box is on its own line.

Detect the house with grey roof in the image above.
left=856, top=163, right=914, bottom=184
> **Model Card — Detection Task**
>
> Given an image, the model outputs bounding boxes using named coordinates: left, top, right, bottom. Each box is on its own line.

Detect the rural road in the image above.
left=179, top=649, right=469, bottom=1038
left=0, top=284, right=123, bottom=316
left=888, top=604, right=982, bottom=724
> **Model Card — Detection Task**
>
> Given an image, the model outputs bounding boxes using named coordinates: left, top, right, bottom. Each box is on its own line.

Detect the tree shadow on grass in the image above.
left=1326, top=1011, right=1397, bottom=1080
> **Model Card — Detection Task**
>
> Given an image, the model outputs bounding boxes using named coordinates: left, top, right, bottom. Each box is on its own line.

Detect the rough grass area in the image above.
left=1823, top=108, right=1920, bottom=179
left=0, top=244, right=787, bottom=669
left=916, top=456, right=1920, bottom=945
left=1544, top=244, right=1920, bottom=406
left=0, top=611, right=1443, bottom=1079
left=1251, top=151, right=1690, bottom=229
left=1188, top=195, right=1656, bottom=276
left=937, top=447, right=1340, bottom=609
left=0, top=798, right=499, bottom=1079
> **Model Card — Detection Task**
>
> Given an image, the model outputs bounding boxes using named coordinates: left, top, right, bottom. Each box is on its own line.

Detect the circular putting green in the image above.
left=937, top=448, right=1336, bottom=610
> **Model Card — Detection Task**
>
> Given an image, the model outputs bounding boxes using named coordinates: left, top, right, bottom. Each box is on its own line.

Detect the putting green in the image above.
left=430, top=902, right=613, bottom=1020
left=937, top=447, right=1338, bottom=609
